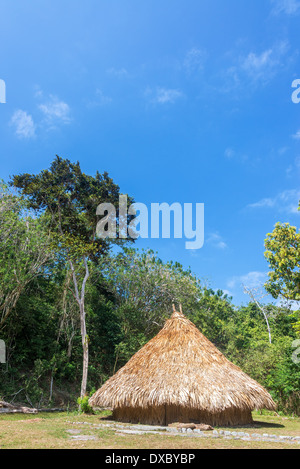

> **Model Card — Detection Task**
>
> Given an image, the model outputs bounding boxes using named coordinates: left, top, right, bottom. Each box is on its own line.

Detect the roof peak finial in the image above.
left=171, top=303, right=185, bottom=318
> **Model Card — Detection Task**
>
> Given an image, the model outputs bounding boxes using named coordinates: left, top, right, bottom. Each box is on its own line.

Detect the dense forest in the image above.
left=0, top=157, right=299, bottom=416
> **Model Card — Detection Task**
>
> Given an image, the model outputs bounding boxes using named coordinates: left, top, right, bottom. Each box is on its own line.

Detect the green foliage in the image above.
left=0, top=184, right=52, bottom=328
left=10, top=155, right=134, bottom=259
left=77, top=395, right=94, bottom=414
left=1, top=172, right=300, bottom=416
left=219, top=303, right=300, bottom=414
left=1, top=245, right=299, bottom=415
left=264, top=222, right=300, bottom=335
left=190, top=287, right=235, bottom=348
left=264, top=222, right=300, bottom=301
left=99, top=247, right=202, bottom=335
left=10, top=156, right=135, bottom=398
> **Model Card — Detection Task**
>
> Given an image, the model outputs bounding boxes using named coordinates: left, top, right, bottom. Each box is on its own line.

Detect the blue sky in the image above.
left=0, top=0, right=299, bottom=306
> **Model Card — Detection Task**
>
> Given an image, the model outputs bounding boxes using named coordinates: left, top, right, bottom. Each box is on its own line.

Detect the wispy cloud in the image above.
left=223, top=40, right=290, bottom=92
left=38, top=95, right=71, bottom=127
left=242, top=49, right=273, bottom=78
left=10, top=90, right=72, bottom=139
left=227, top=271, right=267, bottom=290
left=10, top=110, right=36, bottom=139
left=247, top=189, right=300, bottom=214
left=206, top=232, right=227, bottom=250
left=85, top=89, right=112, bottom=108
left=106, top=67, right=129, bottom=77
left=292, top=129, right=300, bottom=139
left=284, top=155, right=299, bottom=178
left=224, top=148, right=235, bottom=159
left=248, top=198, right=276, bottom=209
left=145, top=87, right=184, bottom=105
left=224, top=147, right=250, bottom=164
left=183, top=47, right=207, bottom=75
left=241, top=41, right=289, bottom=82
left=271, top=0, right=300, bottom=15
left=294, top=156, right=300, bottom=169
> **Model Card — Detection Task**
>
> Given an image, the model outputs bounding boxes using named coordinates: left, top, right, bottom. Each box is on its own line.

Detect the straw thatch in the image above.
left=89, top=309, right=276, bottom=426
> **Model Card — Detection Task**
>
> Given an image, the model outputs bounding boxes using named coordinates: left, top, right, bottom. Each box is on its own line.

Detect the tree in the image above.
left=264, top=223, right=300, bottom=301
left=100, top=247, right=202, bottom=332
left=0, top=184, right=52, bottom=329
left=11, top=156, right=133, bottom=398
left=190, top=287, right=234, bottom=349
left=264, top=222, right=300, bottom=335
left=97, top=248, right=203, bottom=368
left=243, top=285, right=272, bottom=344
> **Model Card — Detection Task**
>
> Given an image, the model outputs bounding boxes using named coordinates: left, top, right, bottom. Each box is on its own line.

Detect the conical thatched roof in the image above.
left=89, top=309, right=276, bottom=421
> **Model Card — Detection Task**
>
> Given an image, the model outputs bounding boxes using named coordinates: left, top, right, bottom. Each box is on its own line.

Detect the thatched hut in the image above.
left=89, top=308, right=276, bottom=426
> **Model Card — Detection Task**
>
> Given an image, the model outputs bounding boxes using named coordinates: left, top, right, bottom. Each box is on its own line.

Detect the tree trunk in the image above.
left=80, top=302, right=89, bottom=399
left=243, top=285, right=272, bottom=344
left=0, top=401, right=38, bottom=414
left=69, top=257, right=90, bottom=400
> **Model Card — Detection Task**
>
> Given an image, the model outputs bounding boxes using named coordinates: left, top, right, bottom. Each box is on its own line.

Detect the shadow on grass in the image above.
left=97, top=411, right=114, bottom=421
left=251, top=420, right=284, bottom=429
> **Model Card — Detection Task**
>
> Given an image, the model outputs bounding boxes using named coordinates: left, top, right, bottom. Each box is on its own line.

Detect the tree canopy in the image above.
left=10, top=156, right=134, bottom=398
left=264, top=222, right=300, bottom=302
left=0, top=183, right=52, bottom=328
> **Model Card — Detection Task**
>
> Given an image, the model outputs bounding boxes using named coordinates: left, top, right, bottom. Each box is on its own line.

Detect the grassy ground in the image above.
left=0, top=410, right=299, bottom=449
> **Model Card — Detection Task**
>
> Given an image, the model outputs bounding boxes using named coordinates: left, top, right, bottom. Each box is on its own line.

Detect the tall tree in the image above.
left=97, top=248, right=203, bottom=371
left=100, top=248, right=202, bottom=332
left=264, top=221, right=300, bottom=335
left=264, top=222, right=300, bottom=301
left=0, top=184, right=52, bottom=329
left=11, top=156, right=133, bottom=397
left=243, top=285, right=272, bottom=344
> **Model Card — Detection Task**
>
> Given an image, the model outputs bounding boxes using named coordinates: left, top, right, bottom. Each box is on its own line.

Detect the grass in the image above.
left=0, top=410, right=299, bottom=449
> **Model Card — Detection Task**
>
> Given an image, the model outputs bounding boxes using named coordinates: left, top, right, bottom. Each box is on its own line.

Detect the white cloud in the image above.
left=242, top=49, right=273, bottom=75
left=224, top=147, right=249, bottom=164
left=286, top=165, right=293, bottom=177
left=156, top=88, right=183, bottom=104
left=146, top=87, right=184, bottom=105
left=224, top=148, right=235, bottom=159
left=183, top=47, right=207, bottom=74
left=247, top=189, right=300, bottom=214
left=86, top=89, right=112, bottom=108
left=271, top=0, right=300, bottom=15
left=106, top=67, right=128, bottom=77
left=10, top=91, right=72, bottom=139
left=278, top=146, right=289, bottom=155
left=241, top=41, right=289, bottom=82
left=224, top=40, right=290, bottom=91
left=227, top=271, right=267, bottom=290
left=292, top=129, right=300, bottom=139
left=222, top=289, right=233, bottom=297
left=10, top=110, right=36, bottom=139
left=206, top=232, right=227, bottom=250
left=276, top=298, right=300, bottom=310
left=38, top=95, right=71, bottom=126
left=248, top=197, right=276, bottom=209
left=33, top=85, right=44, bottom=99
left=286, top=157, right=300, bottom=177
